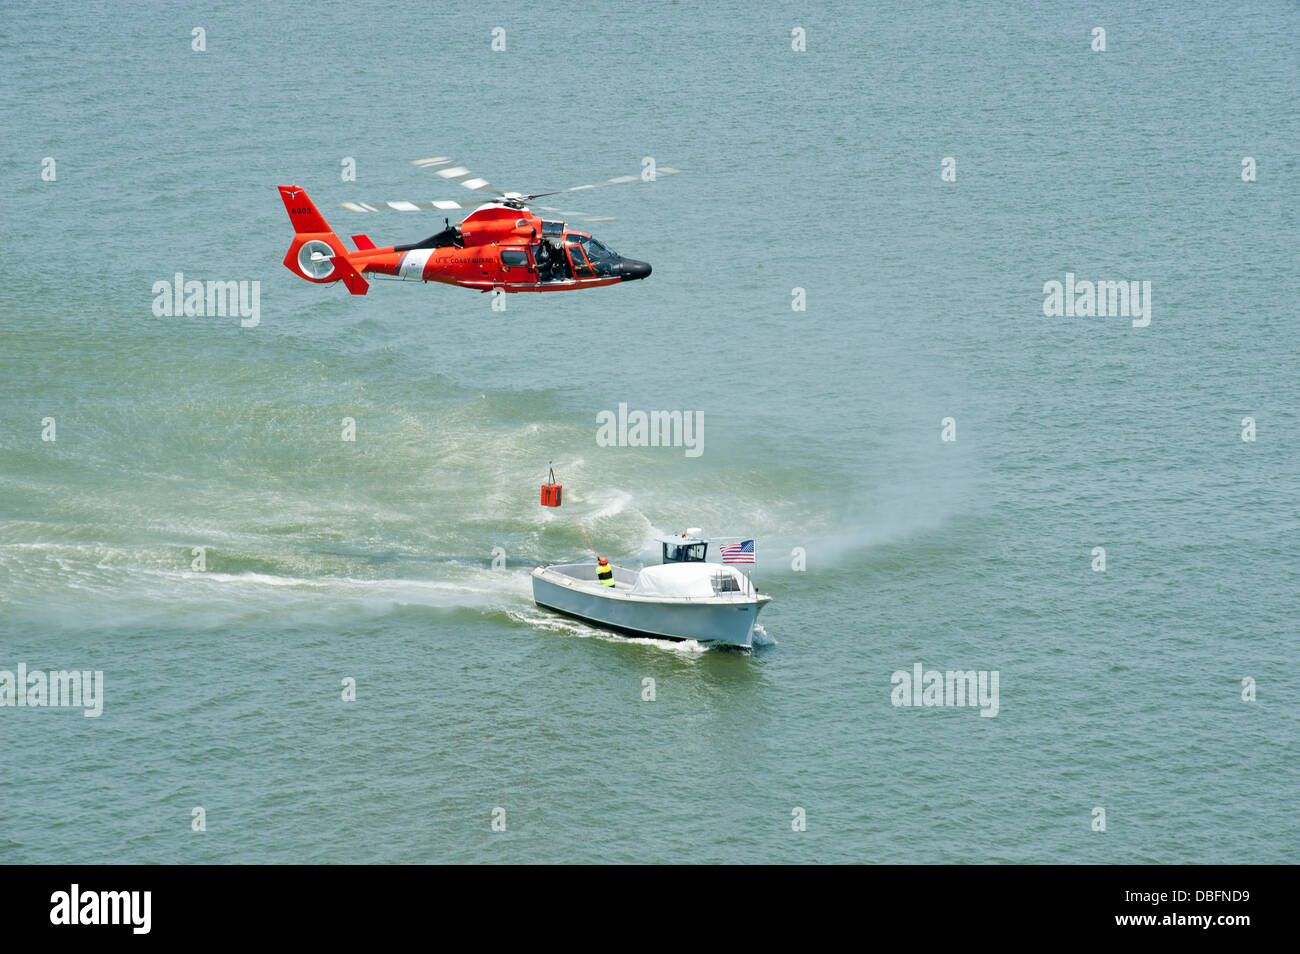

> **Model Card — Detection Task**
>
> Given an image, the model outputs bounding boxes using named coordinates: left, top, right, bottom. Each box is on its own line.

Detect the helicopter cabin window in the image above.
left=540, top=220, right=564, bottom=238
left=500, top=248, right=529, bottom=268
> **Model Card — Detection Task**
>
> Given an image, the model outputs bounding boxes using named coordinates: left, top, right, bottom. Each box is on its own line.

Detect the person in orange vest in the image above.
left=596, top=557, right=615, bottom=587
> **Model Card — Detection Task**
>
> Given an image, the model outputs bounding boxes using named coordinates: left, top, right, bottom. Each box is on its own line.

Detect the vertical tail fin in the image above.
left=278, top=185, right=336, bottom=234
left=279, top=185, right=368, bottom=294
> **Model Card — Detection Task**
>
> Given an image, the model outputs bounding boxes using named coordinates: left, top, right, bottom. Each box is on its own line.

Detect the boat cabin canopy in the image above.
left=632, top=562, right=752, bottom=599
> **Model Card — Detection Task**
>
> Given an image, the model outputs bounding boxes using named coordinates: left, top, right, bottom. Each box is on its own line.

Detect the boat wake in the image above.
left=506, top=606, right=711, bottom=655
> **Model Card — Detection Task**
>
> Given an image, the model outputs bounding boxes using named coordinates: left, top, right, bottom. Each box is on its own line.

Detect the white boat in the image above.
left=530, top=532, right=771, bottom=648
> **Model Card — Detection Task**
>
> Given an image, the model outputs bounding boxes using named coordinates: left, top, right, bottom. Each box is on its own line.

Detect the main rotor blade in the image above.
left=338, top=161, right=680, bottom=218
left=524, top=167, right=680, bottom=201
left=341, top=199, right=477, bottom=213
left=412, top=157, right=506, bottom=197
left=532, top=205, right=618, bottom=223
left=341, top=199, right=616, bottom=223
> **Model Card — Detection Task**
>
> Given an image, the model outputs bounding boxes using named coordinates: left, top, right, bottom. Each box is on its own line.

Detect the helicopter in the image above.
left=278, top=157, right=677, bottom=295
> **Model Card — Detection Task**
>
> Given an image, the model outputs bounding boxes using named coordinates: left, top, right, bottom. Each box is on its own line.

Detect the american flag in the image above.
left=718, top=539, right=755, bottom=564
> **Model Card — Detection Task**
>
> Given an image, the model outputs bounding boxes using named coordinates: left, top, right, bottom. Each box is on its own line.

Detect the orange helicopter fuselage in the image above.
left=279, top=186, right=649, bottom=295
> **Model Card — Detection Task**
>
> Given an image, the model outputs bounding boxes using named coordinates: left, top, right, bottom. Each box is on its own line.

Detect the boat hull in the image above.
left=531, top=566, right=767, bottom=648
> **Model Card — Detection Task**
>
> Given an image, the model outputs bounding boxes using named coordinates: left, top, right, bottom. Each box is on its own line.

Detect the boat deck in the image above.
left=544, top=562, right=639, bottom=591
left=533, top=563, right=766, bottom=605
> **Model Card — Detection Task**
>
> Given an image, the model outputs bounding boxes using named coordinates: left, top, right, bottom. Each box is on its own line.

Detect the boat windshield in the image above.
left=663, top=541, right=707, bottom=563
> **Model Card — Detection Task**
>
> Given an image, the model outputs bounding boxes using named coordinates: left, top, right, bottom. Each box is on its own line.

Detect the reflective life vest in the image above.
left=597, top=562, right=614, bottom=586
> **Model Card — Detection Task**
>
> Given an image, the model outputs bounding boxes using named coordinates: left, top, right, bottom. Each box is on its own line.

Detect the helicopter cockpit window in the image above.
left=500, top=248, right=529, bottom=268
left=566, top=244, right=595, bottom=279
left=575, top=237, right=618, bottom=276
left=579, top=237, right=615, bottom=261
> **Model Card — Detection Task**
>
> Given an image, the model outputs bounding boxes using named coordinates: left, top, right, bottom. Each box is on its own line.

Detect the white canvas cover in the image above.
left=630, top=562, right=746, bottom=599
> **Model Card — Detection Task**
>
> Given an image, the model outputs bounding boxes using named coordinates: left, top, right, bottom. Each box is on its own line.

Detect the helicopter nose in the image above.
left=619, top=259, right=651, bottom=281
